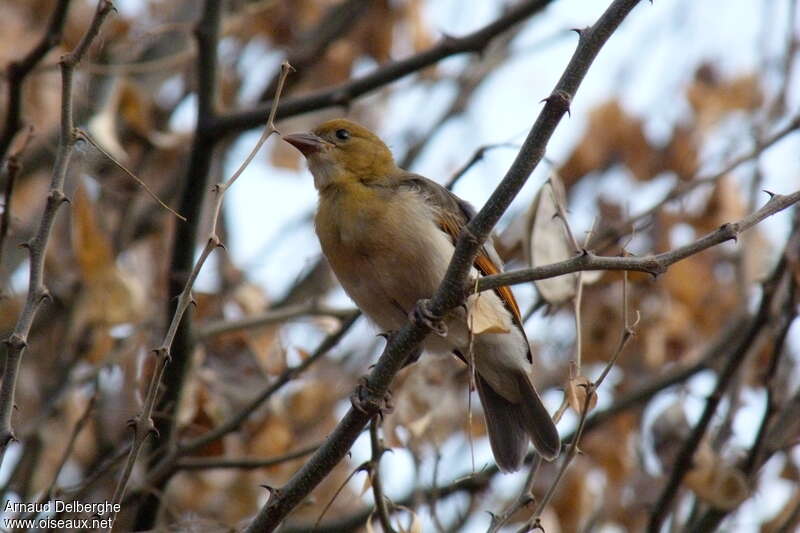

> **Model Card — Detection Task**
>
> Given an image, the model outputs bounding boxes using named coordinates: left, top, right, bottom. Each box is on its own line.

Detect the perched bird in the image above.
left=284, top=119, right=560, bottom=471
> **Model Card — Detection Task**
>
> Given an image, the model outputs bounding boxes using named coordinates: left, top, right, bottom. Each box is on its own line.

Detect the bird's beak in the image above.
left=283, top=133, right=327, bottom=156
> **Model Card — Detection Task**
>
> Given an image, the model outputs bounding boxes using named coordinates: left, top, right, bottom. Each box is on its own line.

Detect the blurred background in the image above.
left=0, top=0, right=799, bottom=531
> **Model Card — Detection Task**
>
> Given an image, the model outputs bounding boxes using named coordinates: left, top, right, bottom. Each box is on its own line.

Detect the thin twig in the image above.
left=477, top=189, right=800, bottom=293
left=212, top=0, right=557, bottom=136
left=594, top=114, right=800, bottom=250
left=444, top=143, right=519, bottom=191
left=105, top=60, right=293, bottom=528
left=0, top=126, right=34, bottom=275
left=20, top=387, right=97, bottom=522
left=129, top=311, right=360, bottom=501
left=77, top=129, right=186, bottom=221
left=525, top=263, right=638, bottom=531
left=0, top=0, right=114, bottom=473
left=369, top=418, right=398, bottom=533
left=197, top=303, right=358, bottom=339
left=175, top=442, right=320, bottom=471
left=282, top=334, right=729, bottom=533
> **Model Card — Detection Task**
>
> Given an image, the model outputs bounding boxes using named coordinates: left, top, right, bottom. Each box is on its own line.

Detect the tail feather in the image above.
left=475, top=374, right=527, bottom=472
left=514, top=372, right=561, bottom=461
left=475, top=372, right=561, bottom=471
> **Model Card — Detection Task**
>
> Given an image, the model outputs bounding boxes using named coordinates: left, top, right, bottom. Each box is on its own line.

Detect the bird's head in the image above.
left=283, top=119, right=397, bottom=191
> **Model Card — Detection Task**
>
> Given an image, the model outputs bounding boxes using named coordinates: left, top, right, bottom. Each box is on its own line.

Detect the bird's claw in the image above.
left=351, top=376, right=394, bottom=416
left=410, top=299, right=447, bottom=337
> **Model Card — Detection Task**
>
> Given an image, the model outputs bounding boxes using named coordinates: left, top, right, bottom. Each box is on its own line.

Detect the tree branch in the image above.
left=211, top=0, right=556, bottom=138
left=243, top=2, right=646, bottom=530
left=131, top=0, right=225, bottom=526
left=477, top=189, right=800, bottom=292
left=0, top=0, right=113, bottom=474
left=110, top=46, right=293, bottom=533
left=0, top=0, right=72, bottom=165
left=197, top=303, right=357, bottom=340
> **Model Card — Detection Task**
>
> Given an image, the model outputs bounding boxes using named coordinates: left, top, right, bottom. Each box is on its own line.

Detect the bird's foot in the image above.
left=351, top=376, right=394, bottom=417
left=410, top=299, right=447, bottom=337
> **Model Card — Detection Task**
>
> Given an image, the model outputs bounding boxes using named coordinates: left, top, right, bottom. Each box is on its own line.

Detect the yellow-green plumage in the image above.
left=284, top=119, right=560, bottom=470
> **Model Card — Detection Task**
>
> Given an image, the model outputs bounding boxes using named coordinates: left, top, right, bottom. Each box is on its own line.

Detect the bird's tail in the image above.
left=476, top=371, right=561, bottom=472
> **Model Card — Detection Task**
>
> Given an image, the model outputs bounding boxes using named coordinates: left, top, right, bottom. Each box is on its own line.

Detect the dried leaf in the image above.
left=401, top=510, right=422, bottom=533
left=232, top=282, right=284, bottom=375
left=406, top=412, right=433, bottom=439
left=558, top=100, right=653, bottom=185
left=248, top=414, right=293, bottom=459
left=287, top=380, right=335, bottom=426
left=527, top=176, right=579, bottom=304
left=687, top=65, right=762, bottom=132
left=359, top=470, right=373, bottom=498
left=685, top=442, right=749, bottom=510
left=468, top=291, right=510, bottom=334
left=71, top=184, right=145, bottom=330
left=565, top=375, right=597, bottom=413
left=72, top=183, right=114, bottom=280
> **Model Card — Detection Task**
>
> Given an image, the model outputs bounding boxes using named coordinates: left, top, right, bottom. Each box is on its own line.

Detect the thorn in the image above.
left=762, top=189, right=777, bottom=199
left=260, top=484, right=275, bottom=495
left=571, top=27, right=583, bottom=36
left=540, top=90, right=572, bottom=117
left=39, top=288, right=52, bottom=304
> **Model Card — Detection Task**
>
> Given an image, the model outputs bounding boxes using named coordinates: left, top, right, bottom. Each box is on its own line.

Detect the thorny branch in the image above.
left=244, top=2, right=647, bottom=531
left=0, top=0, right=71, bottom=165
left=476, top=189, right=800, bottom=293
left=131, top=311, right=360, bottom=497
left=105, top=58, right=294, bottom=529
left=0, top=126, right=34, bottom=277
left=212, top=0, right=556, bottom=137
left=594, top=113, right=800, bottom=251
left=0, top=0, right=114, bottom=475
left=284, top=325, right=731, bottom=533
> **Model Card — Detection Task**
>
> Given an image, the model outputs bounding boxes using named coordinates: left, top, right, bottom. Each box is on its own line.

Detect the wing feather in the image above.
left=397, top=175, right=524, bottom=327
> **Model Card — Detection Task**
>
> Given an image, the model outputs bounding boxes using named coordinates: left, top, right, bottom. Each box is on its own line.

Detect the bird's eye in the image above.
left=335, top=128, right=350, bottom=141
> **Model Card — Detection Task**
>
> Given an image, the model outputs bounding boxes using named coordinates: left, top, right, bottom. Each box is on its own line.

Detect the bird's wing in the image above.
left=398, top=175, right=524, bottom=328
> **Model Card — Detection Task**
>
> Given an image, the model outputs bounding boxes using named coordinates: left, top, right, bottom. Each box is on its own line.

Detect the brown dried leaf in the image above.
left=468, top=291, right=510, bottom=334
left=72, top=183, right=114, bottom=280
left=232, top=282, right=284, bottom=375
left=687, top=65, right=762, bottom=132
left=287, top=379, right=336, bottom=427
left=565, top=375, right=597, bottom=413
left=248, top=414, right=293, bottom=460
left=401, top=510, right=422, bottom=533
left=685, top=442, right=749, bottom=510
left=71, top=185, right=145, bottom=329
left=558, top=101, right=654, bottom=186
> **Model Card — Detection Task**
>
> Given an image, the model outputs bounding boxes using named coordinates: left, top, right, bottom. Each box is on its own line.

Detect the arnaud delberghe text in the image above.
left=4, top=499, right=120, bottom=515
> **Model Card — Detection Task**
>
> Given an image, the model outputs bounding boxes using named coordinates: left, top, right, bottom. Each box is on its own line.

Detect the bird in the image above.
left=284, top=119, right=560, bottom=471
